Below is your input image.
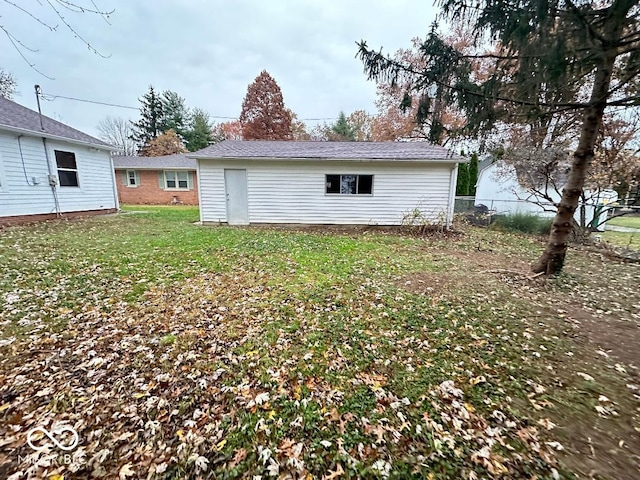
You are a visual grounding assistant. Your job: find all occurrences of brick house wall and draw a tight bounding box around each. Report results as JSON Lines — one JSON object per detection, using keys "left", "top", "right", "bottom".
{"left": 115, "top": 169, "right": 199, "bottom": 205}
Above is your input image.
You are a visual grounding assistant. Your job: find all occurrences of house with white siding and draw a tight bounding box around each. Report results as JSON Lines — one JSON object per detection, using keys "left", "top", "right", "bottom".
{"left": 0, "top": 96, "right": 118, "bottom": 225}
{"left": 476, "top": 160, "right": 618, "bottom": 228}
{"left": 190, "top": 140, "right": 464, "bottom": 226}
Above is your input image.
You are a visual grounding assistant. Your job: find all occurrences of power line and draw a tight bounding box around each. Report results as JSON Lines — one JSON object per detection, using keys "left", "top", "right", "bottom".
{"left": 40, "top": 93, "right": 138, "bottom": 110}
{"left": 38, "top": 90, "right": 339, "bottom": 122}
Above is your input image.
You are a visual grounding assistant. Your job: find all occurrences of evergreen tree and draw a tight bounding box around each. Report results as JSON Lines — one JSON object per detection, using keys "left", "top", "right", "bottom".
{"left": 456, "top": 163, "right": 470, "bottom": 196}
{"left": 240, "top": 70, "right": 292, "bottom": 140}
{"left": 329, "top": 111, "right": 357, "bottom": 141}
{"left": 130, "top": 85, "right": 164, "bottom": 152}
{"left": 160, "top": 90, "right": 189, "bottom": 138}
{"left": 468, "top": 153, "right": 479, "bottom": 196}
{"left": 358, "top": 0, "right": 640, "bottom": 274}
{"left": 184, "top": 108, "right": 213, "bottom": 152}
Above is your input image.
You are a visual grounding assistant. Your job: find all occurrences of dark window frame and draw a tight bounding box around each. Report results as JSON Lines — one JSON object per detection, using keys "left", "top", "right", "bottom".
{"left": 325, "top": 174, "right": 374, "bottom": 195}
{"left": 54, "top": 150, "right": 79, "bottom": 187}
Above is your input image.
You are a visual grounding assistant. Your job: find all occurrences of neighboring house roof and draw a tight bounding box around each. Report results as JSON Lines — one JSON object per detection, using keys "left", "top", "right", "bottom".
{"left": 0, "top": 96, "right": 111, "bottom": 149}
{"left": 478, "top": 157, "right": 493, "bottom": 173}
{"left": 112, "top": 153, "right": 196, "bottom": 170}
{"left": 190, "top": 140, "right": 464, "bottom": 162}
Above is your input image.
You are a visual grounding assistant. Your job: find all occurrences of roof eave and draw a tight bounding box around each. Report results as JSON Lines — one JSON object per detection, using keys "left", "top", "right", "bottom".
{"left": 0, "top": 124, "right": 116, "bottom": 151}
{"left": 114, "top": 166, "right": 196, "bottom": 170}
{"left": 190, "top": 155, "right": 465, "bottom": 163}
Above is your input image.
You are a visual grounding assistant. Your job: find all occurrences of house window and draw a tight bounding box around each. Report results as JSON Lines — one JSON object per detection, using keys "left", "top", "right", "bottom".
{"left": 126, "top": 170, "right": 139, "bottom": 187}
{"left": 326, "top": 174, "right": 373, "bottom": 195}
{"left": 54, "top": 150, "right": 79, "bottom": 187}
{"left": 164, "top": 171, "right": 189, "bottom": 189}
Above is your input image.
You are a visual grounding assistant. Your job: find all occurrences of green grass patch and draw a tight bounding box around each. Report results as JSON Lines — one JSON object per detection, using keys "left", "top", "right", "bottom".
{"left": 490, "top": 212, "right": 553, "bottom": 235}
{"left": 600, "top": 231, "right": 640, "bottom": 249}
{"left": 605, "top": 215, "right": 640, "bottom": 229}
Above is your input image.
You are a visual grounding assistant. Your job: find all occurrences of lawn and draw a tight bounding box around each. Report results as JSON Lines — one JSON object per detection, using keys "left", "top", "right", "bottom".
{"left": 1, "top": 207, "right": 638, "bottom": 479}
{"left": 600, "top": 230, "right": 640, "bottom": 250}
{"left": 601, "top": 214, "right": 640, "bottom": 250}
{"left": 606, "top": 215, "right": 640, "bottom": 229}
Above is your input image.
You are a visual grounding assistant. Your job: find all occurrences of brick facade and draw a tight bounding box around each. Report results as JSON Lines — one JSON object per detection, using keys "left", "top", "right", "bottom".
{"left": 0, "top": 208, "right": 117, "bottom": 227}
{"left": 115, "top": 169, "right": 199, "bottom": 205}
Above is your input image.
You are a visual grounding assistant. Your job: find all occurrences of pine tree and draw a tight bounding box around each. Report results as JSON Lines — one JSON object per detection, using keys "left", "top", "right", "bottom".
{"left": 329, "top": 112, "right": 357, "bottom": 141}
{"left": 240, "top": 70, "right": 292, "bottom": 140}
{"left": 184, "top": 108, "right": 213, "bottom": 152}
{"left": 130, "top": 85, "right": 164, "bottom": 152}
{"left": 456, "top": 163, "right": 470, "bottom": 196}
{"left": 160, "top": 90, "right": 189, "bottom": 139}
{"left": 358, "top": 0, "right": 640, "bottom": 274}
{"left": 468, "top": 153, "right": 479, "bottom": 196}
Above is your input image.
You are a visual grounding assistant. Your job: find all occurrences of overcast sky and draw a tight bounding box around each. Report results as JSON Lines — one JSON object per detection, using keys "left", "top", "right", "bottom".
{"left": 1, "top": 1, "right": 437, "bottom": 138}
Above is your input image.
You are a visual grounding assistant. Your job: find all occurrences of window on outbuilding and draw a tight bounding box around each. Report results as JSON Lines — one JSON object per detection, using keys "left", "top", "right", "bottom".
{"left": 325, "top": 174, "right": 373, "bottom": 195}
{"left": 54, "top": 150, "right": 79, "bottom": 187}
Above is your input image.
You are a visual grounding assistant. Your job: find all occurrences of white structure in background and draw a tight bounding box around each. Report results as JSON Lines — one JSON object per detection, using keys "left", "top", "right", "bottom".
{"left": 191, "top": 140, "right": 465, "bottom": 226}
{"left": 475, "top": 161, "right": 618, "bottom": 228}
{"left": 0, "top": 96, "right": 118, "bottom": 225}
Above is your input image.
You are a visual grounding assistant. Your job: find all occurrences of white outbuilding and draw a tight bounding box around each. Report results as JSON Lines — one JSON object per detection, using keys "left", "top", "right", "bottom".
{"left": 0, "top": 96, "right": 118, "bottom": 225}
{"left": 190, "top": 140, "right": 464, "bottom": 226}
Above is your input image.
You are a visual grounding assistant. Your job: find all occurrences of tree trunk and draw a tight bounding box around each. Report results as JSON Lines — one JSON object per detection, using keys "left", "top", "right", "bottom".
{"left": 532, "top": 72, "right": 615, "bottom": 274}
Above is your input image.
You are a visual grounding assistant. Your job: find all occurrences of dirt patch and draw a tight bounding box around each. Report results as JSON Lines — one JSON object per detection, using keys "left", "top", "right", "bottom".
{"left": 566, "top": 307, "right": 640, "bottom": 371}
{"left": 398, "top": 272, "right": 460, "bottom": 297}
{"left": 237, "top": 223, "right": 465, "bottom": 239}
{"left": 401, "top": 242, "right": 640, "bottom": 480}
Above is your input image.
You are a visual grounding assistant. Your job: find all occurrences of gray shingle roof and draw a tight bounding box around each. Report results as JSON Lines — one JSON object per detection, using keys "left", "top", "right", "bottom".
{"left": 112, "top": 153, "right": 196, "bottom": 170}
{"left": 190, "top": 140, "right": 464, "bottom": 162}
{"left": 0, "top": 96, "right": 110, "bottom": 148}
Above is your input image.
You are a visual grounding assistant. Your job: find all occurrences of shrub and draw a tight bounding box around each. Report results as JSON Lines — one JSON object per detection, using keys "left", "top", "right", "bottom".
{"left": 491, "top": 213, "right": 552, "bottom": 235}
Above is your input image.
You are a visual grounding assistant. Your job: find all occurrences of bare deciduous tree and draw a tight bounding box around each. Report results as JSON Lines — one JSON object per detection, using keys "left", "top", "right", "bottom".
{"left": 97, "top": 116, "right": 136, "bottom": 156}
{"left": 0, "top": 67, "right": 17, "bottom": 99}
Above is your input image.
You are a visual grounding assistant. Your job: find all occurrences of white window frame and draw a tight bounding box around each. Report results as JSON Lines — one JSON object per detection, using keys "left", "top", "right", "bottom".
{"left": 54, "top": 150, "right": 80, "bottom": 188}
{"left": 325, "top": 174, "right": 374, "bottom": 196}
{"left": 163, "top": 170, "right": 190, "bottom": 190}
{"left": 126, "top": 170, "right": 139, "bottom": 187}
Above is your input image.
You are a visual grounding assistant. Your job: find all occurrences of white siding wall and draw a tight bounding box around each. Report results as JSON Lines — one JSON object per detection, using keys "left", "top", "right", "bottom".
{"left": 475, "top": 162, "right": 617, "bottom": 225}
{"left": 198, "top": 159, "right": 455, "bottom": 225}
{"left": 0, "top": 131, "right": 117, "bottom": 217}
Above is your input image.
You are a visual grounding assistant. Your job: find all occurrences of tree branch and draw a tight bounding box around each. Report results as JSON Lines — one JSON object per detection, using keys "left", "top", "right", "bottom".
{"left": 45, "top": 0, "right": 111, "bottom": 58}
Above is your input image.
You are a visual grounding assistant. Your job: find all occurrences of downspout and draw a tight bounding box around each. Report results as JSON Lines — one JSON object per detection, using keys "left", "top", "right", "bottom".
{"left": 109, "top": 154, "right": 120, "bottom": 211}
{"left": 195, "top": 158, "right": 204, "bottom": 224}
{"left": 447, "top": 163, "right": 459, "bottom": 228}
